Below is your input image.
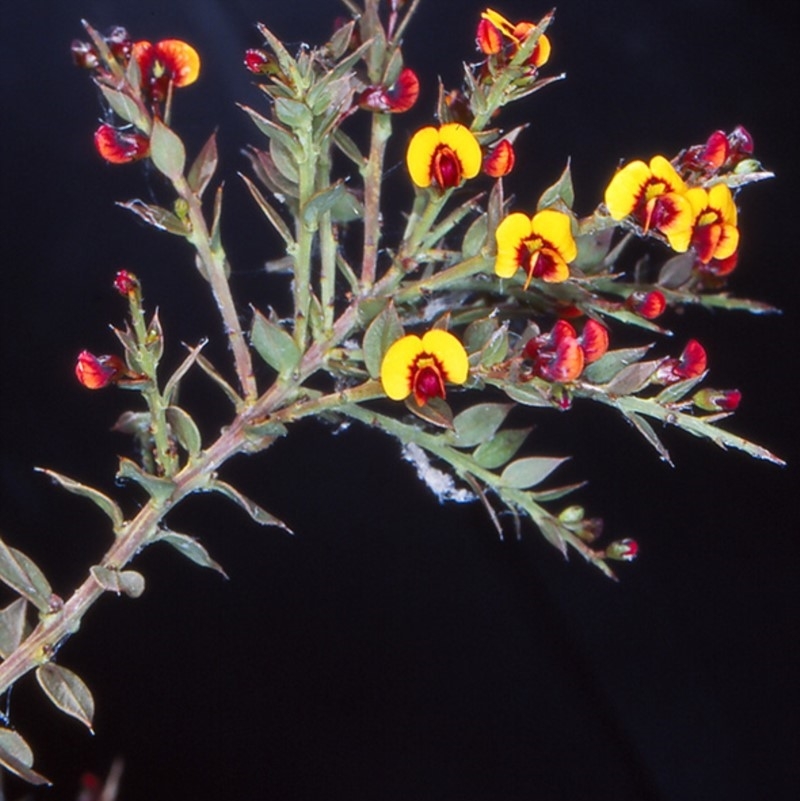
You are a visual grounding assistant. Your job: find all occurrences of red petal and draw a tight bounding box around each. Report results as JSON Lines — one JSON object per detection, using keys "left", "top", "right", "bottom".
{"left": 386, "top": 68, "right": 420, "bottom": 113}
{"left": 700, "top": 130, "right": 729, "bottom": 170}
{"left": 94, "top": 124, "right": 149, "bottom": 164}
{"left": 476, "top": 18, "right": 503, "bottom": 54}
{"left": 580, "top": 320, "right": 609, "bottom": 363}
{"left": 483, "top": 139, "right": 515, "bottom": 177}
{"left": 676, "top": 339, "right": 707, "bottom": 379}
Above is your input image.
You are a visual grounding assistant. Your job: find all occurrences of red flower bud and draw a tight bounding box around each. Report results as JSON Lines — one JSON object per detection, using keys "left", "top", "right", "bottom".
{"left": 483, "top": 139, "right": 516, "bottom": 178}
{"left": 114, "top": 270, "right": 139, "bottom": 296}
{"left": 75, "top": 351, "right": 126, "bottom": 389}
{"left": 606, "top": 538, "right": 638, "bottom": 562}
{"left": 626, "top": 290, "right": 666, "bottom": 320}
{"left": 358, "top": 68, "right": 420, "bottom": 113}
{"left": 579, "top": 319, "right": 609, "bottom": 364}
{"left": 71, "top": 39, "right": 100, "bottom": 70}
{"left": 94, "top": 124, "right": 150, "bottom": 164}
{"left": 476, "top": 18, "right": 503, "bottom": 54}
{"left": 692, "top": 388, "right": 742, "bottom": 412}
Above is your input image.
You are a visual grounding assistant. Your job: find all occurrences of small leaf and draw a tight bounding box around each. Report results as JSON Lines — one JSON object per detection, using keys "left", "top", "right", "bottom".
{"left": 500, "top": 456, "right": 568, "bottom": 489}
{"left": 149, "top": 118, "right": 186, "bottom": 182}
{"left": 165, "top": 406, "right": 203, "bottom": 458}
{"left": 658, "top": 251, "right": 695, "bottom": 289}
{"left": 302, "top": 182, "right": 346, "bottom": 231}
{"left": 363, "top": 303, "right": 404, "bottom": 379}
{"left": 239, "top": 172, "right": 295, "bottom": 247}
{"left": 97, "top": 84, "right": 148, "bottom": 131}
{"left": 473, "top": 427, "right": 532, "bottom": 469}
{"left": 478, "top": 322, "right": 509, "bottom": 367}
{"left": 0, "top": 731, "right": 50, "bottom": 785}
{"left": 462, "top": 213, "right": 488, "bottom": 259}
{"left": 250, "top": 308, "right": 301, "bottom": 376}
{"left": 163, "top": 339, "right": 208, "bottom": 406}
{"left": 0, "top": 598, "right": 28, "bottom": 659}
{"left": 450, "top": 403, "right": 513, "bottom": 448}
{"left": 90, "top": 566, "right": 146, "bottom": 598}
{"left": 155, "top": 531, "right": 227, "bottom": 578}
{"left": 117, "top": 200, "right": 189, "bottom": 236}
{"left": 463, "top": 316, "right": 497, "bottom": 354}
{"left": 34, "top": 468, "right": 124, "bottom": 531}
{"left": 333, "top": 128, "right": 366, "bottom": 168}
{"left": 537, "top": 159, "right": 574, "bottom": 211}
{"left": 274, "top": 97, "right": 312, "bottom": 129}
{"left": 655, "top": 373, "right": 707, "bottom": 405}
{"left": 0, "top": 539, "right": 53, "bottom": 614}
{"left": 603, "top": 358, "right": 663, "bottom": 396}
{"left": 36, "top": 664, "right": 95, "bottom": 732}
{"left": 583, "top": 345, "right": 653, "bottom": 385}
{"left": 116, "top": 458, "right": 175, "bottom": 504}
{"left": 621, "top": 410, "right": 673, "bottom": 465}
{"left": 404, "top": 396, "right": 455, "bottom": 430}
{"left": 209, "top": 480, "right": 293, "bottom": 533}
{"left": 500, "top": 381, "right": 552, "bottom": 408}
{"left": 328, "top": 19, "right": 355, "bottom": 59}
{"left": 187, "top": 130, "right": 218, "bottom": 198}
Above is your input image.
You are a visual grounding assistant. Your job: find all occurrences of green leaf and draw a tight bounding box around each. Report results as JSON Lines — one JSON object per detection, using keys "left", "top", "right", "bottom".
{"left": 404, "top": 396, "right": 455, "bottom": 430}
{"left": 90, "top": 566, "right": 146, "bottom": 599}
{"left": 250, "top": 308, "right": 301, "bottom": 376}
{"left": 97, "top": 84, "right": 148, "bottom": 132}
{"left": 187, "top": 130, "right": 219, "bottom": 198}
{"left": 166, "top": 406, "right": 203, "bottom": 458}
{"left": 0, "top": 598, "right": 28, "bottom": 659}
{"left": 0, "top": 539, "right": 53, "bottom": 614}
{"left": 450, "top": 403, "right": 513, "bottom": 448}
{"left": 500, "top": 381, "right": 552, "bottom": 408}
{"left": 302, "top": 182, "right": 346, "bottom": 231}
{"left": 655, "top": 373, "right": 707, "bottom": 405}
{"left": 239, "top": 172, "right": 295, "bottom": 247}
{"left": 117, "top": 199, "right": 189, "bottom": 236}
{"left": 603, "top": 358, "right": 663, "bottom": 396}
{"left": 462, "top": 213, "right": 488, "bottom": 259}
{"left": 463, "top": 316, "right": 498, "bottom": 354}
{"left": 155, "top": 530, "right": 227, "bottom": 578}
{"left": 116, "top": 458, "right": 175, "bottom": 505}
{"left": 274, "top": 97, "right": 312, "bottom": 129}
{"left": 36, "top": 664, "right": 95, "bottom": 732}
{"left": 209, "top": 480, "right": 293, "bottom": 533}
{"left": 537, "top": 159, "right": 574, "bottom": 211}
{"left": 34, "top": 467, "right": 124, "bottom": 531}
{"left": 363, "top": 303, "right": 404, "bottom": 379}
{"left": 583, "top": 345, "right": 653, "bottom": 385}
{"left": 0, "top": 729, "right": 50, "bottom": 785}
{"left": 149, "top": 118, "right": 186, "bottom": 182}
{"left": 478, "top": 322, "right": 509, "bottom": 367}
{"left": 333, "top": 129, "right": 366, "bottom": 168}
{"left": 621, "top": 410, "right": 673, "bottom": 465}
{"left": 256, "top": 22, "right": 301, "bottom": 87}
{"left": 328, "top": 19, "right": 355, "bottom": 59}
{"left": 500, "top": 456, "right": 568, "bottom": 489}
{"left": 473, "top": 427, "right": 532, "bottom": 469}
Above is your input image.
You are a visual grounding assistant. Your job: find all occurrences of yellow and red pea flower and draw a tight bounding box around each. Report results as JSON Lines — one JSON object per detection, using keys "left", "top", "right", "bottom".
{"left": 477, "top": 9, "right": 551, "bottom": 68}
{"left": 94, "top": 123, "right": 150, "bottom": 164}
{"left": 483, "top": 139, "right": 516, "bottom": 178}
{"left": 358, "top": 67, "right": 420, "bottom": 114}
{"left": 75, "top": 351, "right": 127, "bottom": 390}
{"left": 406, "top": 123, "right": 482, "bottom": 191}
{"left": 604, "top": 155, "right": 693, "bottom": 251}
{"left": 494, "top": 209, "right": 577, "bottom": 288}
{"left": 682, "top": 183, "right": 739, "bottom": 264}
{"left": 132, "top": 39, "right": 200, "bottom": 103}
{"left": 626, "top": 289, "right": 667, "bottom": 320}
{"left": 380, "top": 330, "right": 470, "bottom": 406}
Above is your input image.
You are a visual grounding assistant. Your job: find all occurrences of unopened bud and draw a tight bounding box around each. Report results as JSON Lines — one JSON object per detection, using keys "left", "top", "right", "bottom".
{"left": 692, "top": 388, "right": 741, "bottom": 412}
{"left": 605, "top": 538, "right": 639, "bottom": 562}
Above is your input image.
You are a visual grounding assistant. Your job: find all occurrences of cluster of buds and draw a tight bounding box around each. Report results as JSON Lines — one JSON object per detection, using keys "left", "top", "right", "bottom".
{"left": 476, "top": 8, "right": 551, "bottom": 73}
{"left": 73, "top": 26, "right": 200, "bottom": 164}
{"left": 653, "top": 339, "right": 708, "bottom": 385}
{"left": 677, "top": 125, "right": 756, "bottom": 177}
{"left": 524, "top": 319, "right": 609, "bottom": 383}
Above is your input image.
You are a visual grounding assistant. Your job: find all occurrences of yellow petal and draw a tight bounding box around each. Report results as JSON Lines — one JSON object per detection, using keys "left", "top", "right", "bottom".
{"left": 531, "top": 209, "right": 577, "bottom": 263}
{"left": 494, "top": 212, "right": 532, "bottom": 278}
{"left": 481, "top": 9, "right": 515, "bottom": 36}
{"left": 406, "top": 127, "right": 440, "bottom": 188}
{"left": 533, "top": 33, "right": 551, "bottom": 67}
{"left": 421, "top": 330, "right": 469, "bottom": 385}
{"left": 438, "top": 123, "right": 482, "bottom": 180}
{"left": 157, "top": 40, "right": 201, "bottom": 87}
{"left": 604, "top": 160, "right": 651, "bottom": 220}
{"left": 684, "top": 187, "right": 709, "bottom": 220}
{"left": 714, "top": 223, "right": 740, "bottom": 260}
{"left": 648, "top": 155, "right": 687, "bottom": 195}
{"left": 380, "top": 334, "right": 423, "bottom": 399}
{"left": 708, "top": 182, "right": 737, "bottom": 226}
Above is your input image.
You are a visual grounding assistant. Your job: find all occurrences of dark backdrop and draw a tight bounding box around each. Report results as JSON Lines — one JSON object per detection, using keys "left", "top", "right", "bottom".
{"left": 1, "top": 2, "right": 798, "bottom": 799}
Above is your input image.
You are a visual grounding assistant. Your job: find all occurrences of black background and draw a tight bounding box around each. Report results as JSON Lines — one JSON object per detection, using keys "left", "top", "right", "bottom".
{"left": 2, "top": 1, "right": 798, "bottom": 799}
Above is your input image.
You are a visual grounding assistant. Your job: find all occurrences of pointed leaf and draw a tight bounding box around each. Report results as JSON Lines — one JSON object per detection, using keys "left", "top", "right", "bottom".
{"left": 0, "top": 731, "right": 50, "bottom": 785}
{"left": 149, "top": 118, "right": 186, "bottom": 182}
{"left": 404, "top": 396, "right": 455, "bottom": 430}
{"left": 36, "top": 664, "right": 95, "bottom": 732}
{"left": 500, "top": 381, "right": 552, "bottom": 408}
{"left": 90, "top": 566, "right": 146, "bottom": 598}
{"left": 655, "top": 372, "right": 707, "bottom": 405}
{"left": 302, "top": 182, "right": 346, "bottom": 230}
{"left": 166, "top": 406, "right": 202, "bottom": 458}
{"left": 209, "top": 480, "right": 293, "bottom": 533}
{"left": 34, "top": 468, "right": 124, "bottom": 531}
{"left": 333, "top": 128, "right": 366, "bottom": 168}
{"left": 450, "top": 403, "right": 513, "bottom": 448}
{"left": 155, "top": 531, "right": 227, "bottom": 578}
{"left": 0, "top": 539, "right": 52, "bottom": 614}
{"left": 537, "top": 159, "right": 574, "bottom": 211}
{"left": 473, "top": 427, "right": 532, "bottom": 469}
{"left": 187, "top": 130, "right": 218, "bottom": 198}
{"left": 250, "top": 308, "right": 301, "bottom": 376}
{"left": 621, "top": 410, "right": 673, "bottom": 465}
{"left": 239, "top": 172, "right": 295, "bottom": 247}
{"left": 163, "top": 339, "right": 208, "bottom": 406}
{"left": 500, "top": 456, "right": 568, "bottom": 489}
{"left": 603, "top": 358, "right": 663, "bottom": 396}
{"left": 0, "top": 598, "right": 28, "bottom": 659}
{"left": 97, "top": 84, "right": 149, "bottom": 132}
{"left": 363, "top": 303, "right": 404, "bottom": 379}
{"left": 118, "top": 199, "right": 189, "bottom": 236}
{"left": 116, "top": 458, "right": 175, "bottom": 504}
{"left": 583, "top": 345, "right": 653, "bottom": 385}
